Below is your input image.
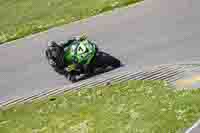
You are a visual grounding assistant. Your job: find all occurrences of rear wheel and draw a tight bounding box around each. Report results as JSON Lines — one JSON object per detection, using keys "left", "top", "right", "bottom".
{"left": 67, "top": 74, "right": 77, "bottom": 83}
{"left": 66, "top": 71, "right": 78, "bottom": 83}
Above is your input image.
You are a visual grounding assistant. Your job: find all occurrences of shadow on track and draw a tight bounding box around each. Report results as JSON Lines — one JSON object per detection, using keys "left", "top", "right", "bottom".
{"left": 76, "top": 51, "right": 123, "bottom": 82}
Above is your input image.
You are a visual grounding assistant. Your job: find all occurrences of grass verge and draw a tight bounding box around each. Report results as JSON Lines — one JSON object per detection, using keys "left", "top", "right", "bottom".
{"left": 0, "top": 80, "right": 200, "bottom": 133}
{"left": 0, "top": 0, "right": 142, "bottom": 44}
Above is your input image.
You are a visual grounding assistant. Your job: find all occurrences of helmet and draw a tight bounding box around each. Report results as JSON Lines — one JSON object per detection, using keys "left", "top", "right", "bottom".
{"left": 47, "top": 41, "right": 59, "bottom": 58}
{"left": 48, "top": 41, "right": 57, "bottom": 47}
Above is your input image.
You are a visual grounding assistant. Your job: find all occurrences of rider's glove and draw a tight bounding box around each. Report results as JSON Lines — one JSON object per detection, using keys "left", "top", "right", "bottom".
{"left": 67, "top": 64, "right": 77, "bottom": 72}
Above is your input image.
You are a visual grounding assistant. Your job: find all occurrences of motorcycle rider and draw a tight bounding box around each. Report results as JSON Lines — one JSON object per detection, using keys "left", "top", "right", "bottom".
{"left": 45, "top": 35, "right": 94, "bottom": 77}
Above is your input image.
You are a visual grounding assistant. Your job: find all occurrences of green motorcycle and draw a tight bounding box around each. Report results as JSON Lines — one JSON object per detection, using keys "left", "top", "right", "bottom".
{"left": 46, "top": 38, "right": 121, "bottom": 82}
{"left": 63, "top": 39, "right": 98, "bottom": 81}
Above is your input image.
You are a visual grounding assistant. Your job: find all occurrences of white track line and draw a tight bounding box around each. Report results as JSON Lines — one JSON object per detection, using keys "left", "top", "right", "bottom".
{"left": 185, "top": 119, "right": 200, "bottom": 133}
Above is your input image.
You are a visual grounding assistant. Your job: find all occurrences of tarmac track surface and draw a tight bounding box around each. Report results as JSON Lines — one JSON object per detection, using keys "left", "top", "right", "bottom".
{"left": 0, "top": 0, "right": 200, "bottom": 104}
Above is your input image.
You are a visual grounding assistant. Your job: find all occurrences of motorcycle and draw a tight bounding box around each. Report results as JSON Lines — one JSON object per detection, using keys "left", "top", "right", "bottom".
{"left": 45, "top": 39, "right": 121, "bottom": 82}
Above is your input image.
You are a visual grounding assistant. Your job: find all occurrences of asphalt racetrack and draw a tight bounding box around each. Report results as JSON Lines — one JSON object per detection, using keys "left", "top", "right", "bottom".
{"left": 0, "top": 0, "right": 200, "bottom": 104}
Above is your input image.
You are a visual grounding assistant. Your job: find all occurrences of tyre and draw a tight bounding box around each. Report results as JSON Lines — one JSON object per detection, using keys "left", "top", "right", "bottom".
{"left": 67, "top": 71, "right": 77, "bottom": 83}
{"left": 70, "top": 75, "right": 77, "bottom": 83}
{"left": 45, "top": 49, "right": 51, "bottom": 61}
{"left": 68, "top": 74, "right": 77, "bottom": 83}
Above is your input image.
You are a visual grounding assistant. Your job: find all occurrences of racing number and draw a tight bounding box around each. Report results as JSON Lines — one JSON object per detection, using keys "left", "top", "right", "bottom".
{"left": 77, "top": 44, "right": 86, "bottom": 54}
{"left": 76, "top": 42, "right": 89, "bottom": 61}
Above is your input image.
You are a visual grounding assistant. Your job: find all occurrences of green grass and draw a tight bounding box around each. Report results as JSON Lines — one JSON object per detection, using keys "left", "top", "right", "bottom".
{"left": 0, "top": 80, "right": 200, "bottom": 133}
{"left": 0, "top": 0, "right": 142, "bottom": 44}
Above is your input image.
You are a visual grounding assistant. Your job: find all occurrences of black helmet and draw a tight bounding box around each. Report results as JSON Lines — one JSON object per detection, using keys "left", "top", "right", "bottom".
{"left": 48, "top": 41, "right": 57, "bottom": 47}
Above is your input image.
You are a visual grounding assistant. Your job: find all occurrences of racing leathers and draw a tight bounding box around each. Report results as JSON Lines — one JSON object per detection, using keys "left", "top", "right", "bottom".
{"left": 46, "top": 37, "right": 94, "bottom": 76}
